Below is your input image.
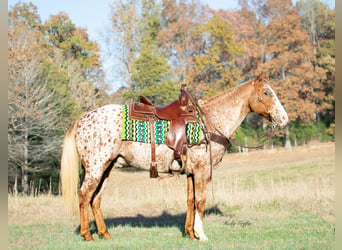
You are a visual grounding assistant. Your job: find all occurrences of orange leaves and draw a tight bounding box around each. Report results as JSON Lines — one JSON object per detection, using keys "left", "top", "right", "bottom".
{"left": 252, "top": 2, "right": 334, "bottom": 125}
{"left": 187, "top": 13, "right": 245, "bottom": 96}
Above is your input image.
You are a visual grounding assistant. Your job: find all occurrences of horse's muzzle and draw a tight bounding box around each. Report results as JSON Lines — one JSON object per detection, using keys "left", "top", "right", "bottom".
{"left": 273, "top": 112, "right": 288, "bottom": 128}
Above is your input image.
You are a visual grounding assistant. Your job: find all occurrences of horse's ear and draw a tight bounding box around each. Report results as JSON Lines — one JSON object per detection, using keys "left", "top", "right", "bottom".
{"left": 256, "top": 72, "right": 264, "bottom": 82}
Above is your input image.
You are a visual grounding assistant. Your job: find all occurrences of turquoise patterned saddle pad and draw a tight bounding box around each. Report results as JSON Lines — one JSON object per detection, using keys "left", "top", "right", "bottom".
{"left": 121, "top": 105, "right": 204, "bottom": 145}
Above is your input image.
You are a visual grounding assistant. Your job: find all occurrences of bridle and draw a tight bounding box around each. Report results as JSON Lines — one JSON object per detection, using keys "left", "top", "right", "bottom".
{"left": 227, "top": 80, "right": 278, "bottom": 149}
{"left": 183, "top": 82, "right": 277, "bottom": 150}
{"left": 180, "top": 83, "right": 277, "bottom": 181}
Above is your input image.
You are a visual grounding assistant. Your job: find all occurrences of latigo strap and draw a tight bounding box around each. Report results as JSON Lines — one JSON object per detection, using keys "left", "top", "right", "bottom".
{"left": 146, "top": 114, "right": 158, "bottom": 178}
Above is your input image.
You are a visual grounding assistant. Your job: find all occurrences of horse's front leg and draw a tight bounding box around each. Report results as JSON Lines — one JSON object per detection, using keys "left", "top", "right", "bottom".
{"left": 193, "top": 173, "right": 210, "bottom": 241}
{"left": 185, "top": 174, "right": 195, "bottom": 239}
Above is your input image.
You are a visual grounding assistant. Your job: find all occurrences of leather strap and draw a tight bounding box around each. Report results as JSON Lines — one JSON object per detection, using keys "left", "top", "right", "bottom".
{"left": 208, "top": 132, "right": 229, "bottom": 148}
{"left": 227, "top": 127, "right": 274, "bottom": 149}
{"left": 146, "top": 115, "right": 158, "bottom": 178}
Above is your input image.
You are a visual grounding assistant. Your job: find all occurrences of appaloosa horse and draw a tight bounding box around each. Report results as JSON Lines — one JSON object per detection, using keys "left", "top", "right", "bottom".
{"left": 60, "top": 73, "right": 288, "bottom": 241}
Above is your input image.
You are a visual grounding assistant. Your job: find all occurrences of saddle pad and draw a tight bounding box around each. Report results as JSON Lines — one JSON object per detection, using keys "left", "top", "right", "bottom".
{"left": 121, "top": 105, "right": 204, "bottom": 145}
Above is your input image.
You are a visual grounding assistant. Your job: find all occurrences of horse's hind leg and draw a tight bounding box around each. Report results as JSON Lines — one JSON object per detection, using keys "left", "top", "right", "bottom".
{"left": 90, "top": 163, "right": 113, "bottom": 240}
{"left": 79, "top": 178, "right": 97, "bottom": 241}
{"left": 79, "top": 161, "right": 111, "bottom": 241}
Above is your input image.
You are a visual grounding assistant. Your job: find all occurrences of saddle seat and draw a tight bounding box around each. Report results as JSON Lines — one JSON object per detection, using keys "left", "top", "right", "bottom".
{"left": 128, "top": 85, "right": 199, "bottom": 177}
{"left": 129, "top": 91, "right": 197, "bottom": 122}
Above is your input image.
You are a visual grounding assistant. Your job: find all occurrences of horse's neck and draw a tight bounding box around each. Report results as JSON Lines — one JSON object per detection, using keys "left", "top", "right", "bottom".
{"left": 199, "top": 83, "right": 252, "bottom": 138}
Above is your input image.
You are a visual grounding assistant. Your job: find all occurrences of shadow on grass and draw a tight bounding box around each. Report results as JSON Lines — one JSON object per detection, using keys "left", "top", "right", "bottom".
{"left": 74, "top": 205, "right": 224, "bottom": 237}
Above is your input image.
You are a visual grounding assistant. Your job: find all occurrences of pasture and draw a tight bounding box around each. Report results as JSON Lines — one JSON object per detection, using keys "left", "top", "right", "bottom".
{"left": 8, "top": 142, "right": 335, "bottom": 249}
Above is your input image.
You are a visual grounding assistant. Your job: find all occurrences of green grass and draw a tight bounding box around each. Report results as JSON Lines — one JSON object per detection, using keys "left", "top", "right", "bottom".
{"left": 222, "top": 162, "right": 334, "bottom": 191}
{"left": 9, "top": 205, "right": 334, "bottom": 249}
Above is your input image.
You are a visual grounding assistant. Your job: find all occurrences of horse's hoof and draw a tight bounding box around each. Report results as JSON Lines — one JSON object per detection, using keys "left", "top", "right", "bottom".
{"left": 99, "top": 231, "right": 111, "bottom": 240}
{"left": 188, "top": 235, "right": 195, "bottom": 240}
{"left": 185, "top": 229, "right": 195, "bottom": 240}
{"left": 199, "top": 235, "right": 209, "bottom": 241}
{"left": 82, "top": 234, "right": 94, "bottom": 241}
{"left": 194, "top": 231, "right": 209, "bottom": 241}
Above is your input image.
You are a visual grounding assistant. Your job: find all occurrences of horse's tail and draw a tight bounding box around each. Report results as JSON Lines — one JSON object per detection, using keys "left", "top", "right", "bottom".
{"left": 60, "top": 117, "right": 81, "bottom": 214}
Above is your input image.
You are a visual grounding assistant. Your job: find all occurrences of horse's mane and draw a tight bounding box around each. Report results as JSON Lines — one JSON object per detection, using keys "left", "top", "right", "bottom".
{"left": 198, "top": 79, "right": 252, "bottom": 105}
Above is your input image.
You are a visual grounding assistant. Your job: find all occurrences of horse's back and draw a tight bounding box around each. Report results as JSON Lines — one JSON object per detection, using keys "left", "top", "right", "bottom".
{"left": 77, "top": 104, "right": 123, "bottom": 135}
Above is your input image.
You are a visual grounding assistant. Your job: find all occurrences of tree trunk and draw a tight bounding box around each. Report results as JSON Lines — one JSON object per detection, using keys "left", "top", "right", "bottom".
{"left": 21, "top": 168, "right": 29, "bottom": 194}
{"left": 284, "top": 127, "right": 291, "bottom": 150}
{"left": 22, "top": 127, "right": 29, "bottom": 194}
{"left": 281, "top": 65, "right": 286, "bottom": 80}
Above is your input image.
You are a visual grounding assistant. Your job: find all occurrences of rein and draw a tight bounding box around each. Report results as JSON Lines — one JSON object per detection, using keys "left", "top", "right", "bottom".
{"left": 181, "top": 84, "right": 276, "bottom": 203}
{"left": 181, "top": 84, "right": 277, "bottom": 184}
{"left": 226, "top": 126, "right": 275, "bottom": 149}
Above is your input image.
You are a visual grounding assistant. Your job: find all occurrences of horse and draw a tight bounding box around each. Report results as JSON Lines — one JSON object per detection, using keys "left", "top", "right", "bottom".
{"left": 60, "top": 73, "right": 288, "bottom": 241}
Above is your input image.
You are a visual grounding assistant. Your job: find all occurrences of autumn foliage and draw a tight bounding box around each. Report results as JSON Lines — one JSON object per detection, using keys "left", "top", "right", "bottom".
{"left": 8, "top": 0, "right": 334, "bottom": 193}
{"left": 109, "top": 0, "right": 334, "bottom": 128}
{"left": 8, "top": 2, "right": 108, "bottom": 193}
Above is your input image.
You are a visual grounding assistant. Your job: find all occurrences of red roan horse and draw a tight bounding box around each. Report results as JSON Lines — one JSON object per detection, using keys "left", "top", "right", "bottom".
{"left": 60, "top": 73, "right": 288, "bottom": 241}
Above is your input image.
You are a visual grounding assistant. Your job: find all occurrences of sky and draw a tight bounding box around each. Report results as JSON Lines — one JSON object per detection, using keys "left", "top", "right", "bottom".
{"left": 7, "top": 0, "right": 241, "bottom": 42}
{"left": 8, "top": 0, "right": 335, "bottom": 91}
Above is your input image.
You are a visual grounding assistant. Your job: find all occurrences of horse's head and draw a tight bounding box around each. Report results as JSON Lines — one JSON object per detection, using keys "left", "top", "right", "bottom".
{"left": 249, "top": 73, "right": 288, "bottom": 128}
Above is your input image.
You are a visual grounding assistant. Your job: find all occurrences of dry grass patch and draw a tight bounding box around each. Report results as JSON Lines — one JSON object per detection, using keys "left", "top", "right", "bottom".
{"left": 8, "top": 142, "right": 334, "bottom": 225}
{"left": 101, "top": 170, "right": 188, "bottom": 218}
{"left": 8, "top": 194, "right": 73, "bottom": 225}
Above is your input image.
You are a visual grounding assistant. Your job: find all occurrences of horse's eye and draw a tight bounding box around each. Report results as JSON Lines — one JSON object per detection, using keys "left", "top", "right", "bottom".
{"left": 264, "top": 91, "right": 270, "bottom": 97}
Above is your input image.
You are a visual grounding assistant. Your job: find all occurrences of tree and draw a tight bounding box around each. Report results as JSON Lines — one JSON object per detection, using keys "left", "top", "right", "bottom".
{"left": 110, "top": 0, "right": 180, "bottom": 104}
{"left": 8, "top": 3, "right": 107, "bottom": 193}
{"left": 131, "top": 0, "right": 178, "bottom": 104}
{"left": 109, "top": 0, "right": 142, "bottom": 90}
{"left": 8, "top": 3, "right": 65, "bottom": 193}
{"left": 158, "top": 0, "right": 211, "bottom": 83}
{"left": 296, "top": 0, "right": 331, "bottom": 56}
{"left": 296, "top": 0, "right": 335, "bottom": 132}
{"left": 247, "top": 0, "right": 336, "bottom": 147}
{"left": 188, "top": 13, "right": 244, "bottom": 97}
{"left": 43, "top": 12, "right": 105, "bottom": 113}
{"left": 227, "top": 7, "right": 264, "bottom": 77}
{"left": 254, "top": 1, "right": 318, "bottom": 123}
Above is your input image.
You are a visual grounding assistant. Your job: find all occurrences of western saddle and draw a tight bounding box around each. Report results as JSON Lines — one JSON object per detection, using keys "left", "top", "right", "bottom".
{"left": 128, "top": 84, "right": 201, "bottom": 178}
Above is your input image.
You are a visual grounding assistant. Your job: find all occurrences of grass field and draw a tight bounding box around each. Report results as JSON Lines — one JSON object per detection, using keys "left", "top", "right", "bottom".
{"left": 8, "top": 142, "right": 335, "bottom": 249}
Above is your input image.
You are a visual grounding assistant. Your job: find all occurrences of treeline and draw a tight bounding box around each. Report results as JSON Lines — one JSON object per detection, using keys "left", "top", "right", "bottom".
{"left": 8, "top": 0, "right": 335, "bottom": 194}
{"left": 8, "top": 3, "right": 110, "bottom": 194}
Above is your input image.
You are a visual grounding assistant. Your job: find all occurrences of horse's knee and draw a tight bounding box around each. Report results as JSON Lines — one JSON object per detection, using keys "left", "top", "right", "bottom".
{"left": 195, "top": 198, "right": 206, "bottom": 213}
{"left": 195, "top": 197, "right": 206, "bottom": 205}
{"left": 187, "top": 196, "right": 195, "bottom": 207}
